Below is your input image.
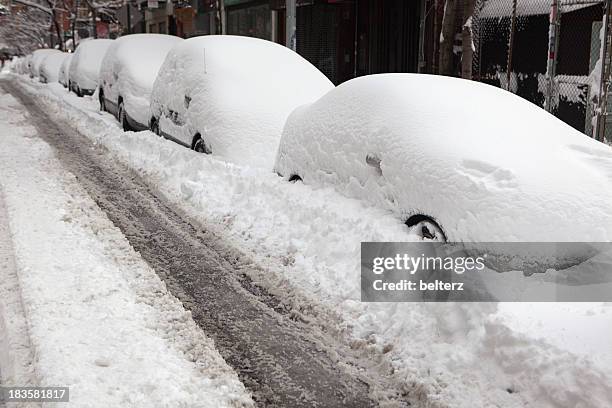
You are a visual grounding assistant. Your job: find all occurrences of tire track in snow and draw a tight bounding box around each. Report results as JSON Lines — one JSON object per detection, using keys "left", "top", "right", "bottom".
{"left": 2, "top": 81, "right": 378, "bottom": 408}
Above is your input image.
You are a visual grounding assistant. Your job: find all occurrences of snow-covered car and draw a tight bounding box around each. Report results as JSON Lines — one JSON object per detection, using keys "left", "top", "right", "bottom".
{"left": 39, "top": 52, "right": 69, "bottom": 83}
{"left": 150, "top": 35, "right": 334, "bottom": 167}
{"left": 68, "top": 39, "right": 113, "bottom": 96}
{"left": 99, "top": 34, "right": 183, "bottom": 131}
{"left": 29, "top": 49, "right": 62, "bottom": 78}
{"left": 274, "top": 73, "right": 612, "bottom": 243}
{"left": 58, "top": 53, "right": 73, "bottom": 88}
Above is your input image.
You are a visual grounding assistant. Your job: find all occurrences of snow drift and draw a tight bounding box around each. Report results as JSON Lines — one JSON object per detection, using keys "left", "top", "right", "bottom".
{"left": 150, "top": 35, "right": 334, "bottom": 167}
{"left": 275, "top": 73, "right": 612, "bottom": 243}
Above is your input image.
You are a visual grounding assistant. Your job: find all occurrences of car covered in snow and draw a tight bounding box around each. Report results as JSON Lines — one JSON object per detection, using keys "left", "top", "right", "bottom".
{"left": 99, "top": 34, "right": 183, "bottom": 131}
{"left": 58, "top": 53, "right": 73, "bottom": 88}
{"left": 68, "top": 39, "right": 113, "bottom": 96}
{"left": 39, "top": 52, "right": 69, "bottom": 83}
{"left": 149, "top": 35, "right": 334, "bottom": 167}
{"left": 274, "top": 74, "right": 612, "bottom": 244}
{"left": 29, "top": 49, "right": 62, "bottom": 78}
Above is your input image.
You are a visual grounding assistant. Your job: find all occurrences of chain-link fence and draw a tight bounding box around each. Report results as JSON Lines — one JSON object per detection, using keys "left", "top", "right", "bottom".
{"left": 471, "top": 0, "right": 611, "bottom": 141}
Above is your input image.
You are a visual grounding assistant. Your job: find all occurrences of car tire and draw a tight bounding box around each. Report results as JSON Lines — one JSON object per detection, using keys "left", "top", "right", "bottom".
{"left": 192, "top": 135, "right": 211, "bottom": 154}
{"left": 99, "top": 91, "right": 106, "bottom": 112}
{"left": 118, "top": 102, "right": 129, "bottom": 131}
{"left": 406, "top": 215, "right": 446, "bottom": 242}
{"left": 150, "top": 117, "right": 161, "bottom": 136}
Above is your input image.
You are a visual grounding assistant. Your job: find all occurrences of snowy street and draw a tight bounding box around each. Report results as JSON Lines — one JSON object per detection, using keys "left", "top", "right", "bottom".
{"left": 1, "top": 73, "right": 612, "bottom": 408}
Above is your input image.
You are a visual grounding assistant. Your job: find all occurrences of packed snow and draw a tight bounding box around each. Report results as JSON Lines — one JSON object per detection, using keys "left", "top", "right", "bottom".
{"left": 0, "top": 86, "right": 253, "bottom": 407}
{"left": 99, "top": 34, "right": 183, "bottom": 127}
{"left": 58, "top": 53, "right": 73, "bottom": 88}
{"left": 68, "top": 39, "right": 113, "bottom": 92}
{"left": 275, "top": 74, "right": 612, "bottom": 243}
{"left": 13, "top": 74, "right": 612, "bottom": 408}
{"left": 39, "top": 52, "right": 69, "bottom": 84}
{"left": 150, "top": 35, "right": 334, "bottom": 167}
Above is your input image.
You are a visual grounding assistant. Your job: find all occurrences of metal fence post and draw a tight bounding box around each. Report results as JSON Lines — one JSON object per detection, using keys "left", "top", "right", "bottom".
{"left": 286, "top": 0, "right": 296, "bottom": 51}
{"left": 545, "top": 0, "right": 560, "bottom": 112}
{"left": 506, "top": 0, "right": 518, "bottom": 90}
{"left": 596, "top": 0, "right": 612, "bottom": 141}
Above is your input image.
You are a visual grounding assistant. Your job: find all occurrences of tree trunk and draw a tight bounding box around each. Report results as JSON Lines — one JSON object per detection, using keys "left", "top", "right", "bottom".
{"left": 71, "top": 0, "right": 78, "bottom": 50}
{"left": 91, "top": 6, "right": 97, "bottom": 38}
{"left": 439, "top": 0, "right": 457, "bottom": 76}
{"left": 461, "top": 0, "right": 475, "bottom": 79}
{"left": 53, "top": 11, "right": 64, "bottom": 50}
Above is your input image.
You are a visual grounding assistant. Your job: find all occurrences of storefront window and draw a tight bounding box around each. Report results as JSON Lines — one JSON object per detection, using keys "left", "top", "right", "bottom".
{"left": 226, "top": 3, "right": 271, "bottom": 41}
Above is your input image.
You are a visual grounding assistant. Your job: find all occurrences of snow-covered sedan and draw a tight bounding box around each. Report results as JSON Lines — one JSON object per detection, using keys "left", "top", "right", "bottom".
{"left": 99, "top": 34, "right": 183, "bottom": 131}
{"left": 58, "top": 53, "right": 73, "bottom": 88}
{"left": 29, "top": 49, "right": 62, "bottom": 78}
{"left": 68, "top": 39, "right": 113, "bottom": 96}
{"left": 274, "top": 74, "right": 612, "bottom": 243}
{"left": 39, "top": 52, "right": 69, "bottom": 83}
{"left": 150, "top": 35, "right": 334, "bottom": 168}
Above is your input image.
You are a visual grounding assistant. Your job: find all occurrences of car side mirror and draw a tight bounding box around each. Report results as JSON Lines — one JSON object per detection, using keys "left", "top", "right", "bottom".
{"left": 366, "top": 153, "right": 382, "bottom": 175}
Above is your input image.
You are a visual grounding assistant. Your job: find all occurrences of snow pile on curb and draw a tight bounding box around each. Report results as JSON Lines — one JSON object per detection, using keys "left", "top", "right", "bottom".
{"left": 0, "top": 88, "right": 253, "bottom": 407}
{"left": 15, "top": 77, "right": 612, "bottom": 408}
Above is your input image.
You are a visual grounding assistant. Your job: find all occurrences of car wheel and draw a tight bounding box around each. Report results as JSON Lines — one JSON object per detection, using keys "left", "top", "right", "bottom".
{"left": 406, "top": 215, "right": 446, "bottom": 242}
{"left": 150, "top": 117, "right": 161, "bottom": 136}
{"left": 118, "top": 102, "right": 129, "bottom": 131}
{"left": 99, "top": 91, "right": 106, "bottom": 112}
{"left": 192, "top": 135, "right": 211, "bottom": 154}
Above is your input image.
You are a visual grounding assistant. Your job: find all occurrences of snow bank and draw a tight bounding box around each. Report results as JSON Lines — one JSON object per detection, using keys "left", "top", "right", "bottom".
{"left": 99, "top": 34, "right": 182, "bottom": 126}
{"left": 150, "top": 35, "right": 334, "bottom": 167}
{"left": 0, "top": 87, "right": 253, "bottom": 407}
{"left": 69, "top": 39, "right": 113, "bottom": 91}
{"left": 18, "top": 76, "right": 612, "bottom": 408}
{"left": 58, "top": 53, "right": 73, "bottom": 87}
{"left": 275, "top": 73, "right": 612, "bottom": 242}
{"left": 40, "top": 52, "right": 69, "bottom": 83}
{"left": 29, "top": 49, "right": 62, "bottom": 78}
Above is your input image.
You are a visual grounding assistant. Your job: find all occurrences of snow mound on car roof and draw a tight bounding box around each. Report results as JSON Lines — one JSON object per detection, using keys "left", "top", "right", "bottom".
{"left": 69, "top": 39, "right": 113, "bottom": 91}
{"left": 275, "top": 73, "right": 612, "bottom": 242}
{"left": 150, "top": 35, "right": 334, "bottom": 168}
{"left": 40, "top": 52, "right": 68, "bottom": 83}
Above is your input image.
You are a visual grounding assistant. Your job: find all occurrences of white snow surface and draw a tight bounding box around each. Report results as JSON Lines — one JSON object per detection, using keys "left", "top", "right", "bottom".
{"left": 14, "top": 75, "right": 612, "bottom": 408}
{"left": 99, "top": 34, "right": 183, "bottom": 126}
{"left": 69, "top": 39, "right": 114, "bottom": 91}
{"left": 275, "top": 74, "right": 612, "bottom": 242}
{"left": 0, "top": 84, "right": 253, "bottom": 407}
{"left": 58, "top": 53, "right": 73, "bottom": 87}
{"left": 40, "top": 52, "right": 69, "bottom": 83}
{"left": 29, "top": 49, "right": 62, "bottom": 78}
{"left": 150, "top": 35, "right": 334, "bottom": 168}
